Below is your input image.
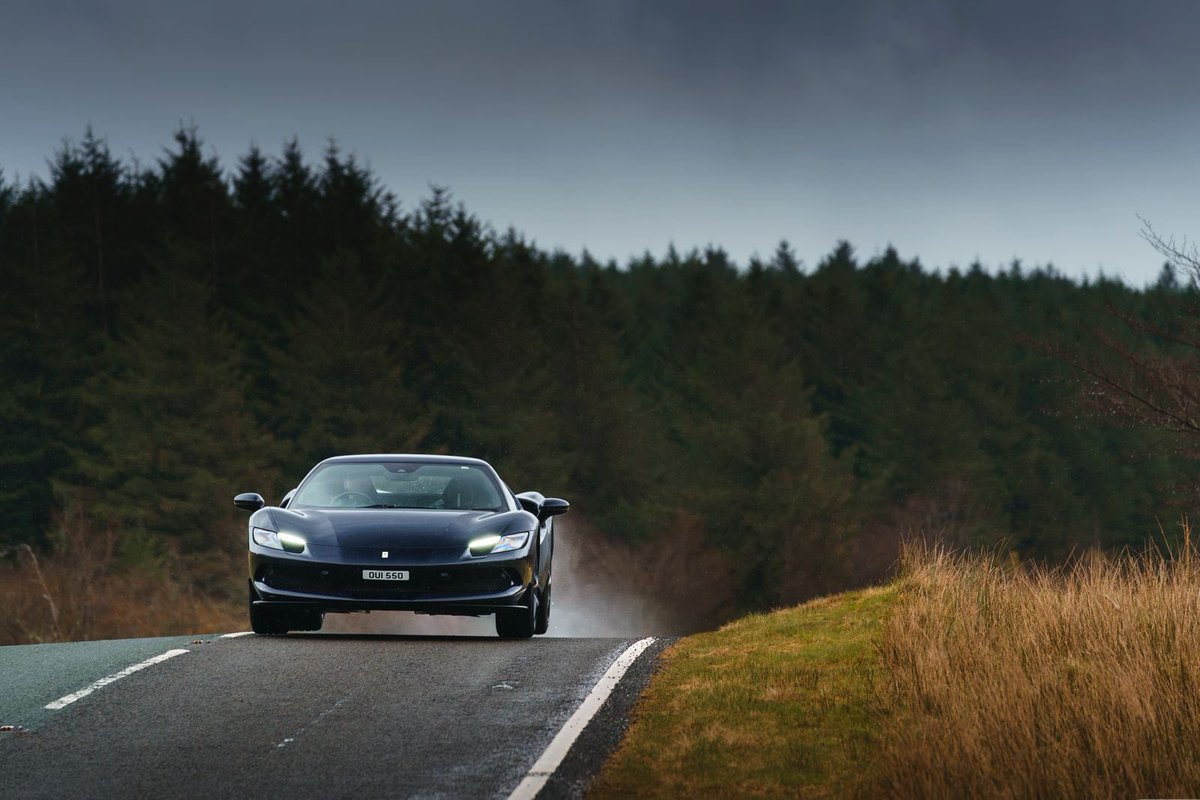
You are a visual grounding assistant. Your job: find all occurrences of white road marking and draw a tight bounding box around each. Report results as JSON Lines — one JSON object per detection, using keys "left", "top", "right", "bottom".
{"left": 507, "top": 637, "right": 656, "bottom": 800}
{"left": 44, "top": 648, "right": 190, "bottom": 710}
{"left": 220, "top": 631, "right": 253, "bottom": 639}
{"left": 274, "top": 695, "right": 352, "bottom": 749}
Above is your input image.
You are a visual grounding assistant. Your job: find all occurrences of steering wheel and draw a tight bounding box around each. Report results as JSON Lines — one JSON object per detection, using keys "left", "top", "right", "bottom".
{"left": 331, "top": 491, "right": 372, "bottom": 507}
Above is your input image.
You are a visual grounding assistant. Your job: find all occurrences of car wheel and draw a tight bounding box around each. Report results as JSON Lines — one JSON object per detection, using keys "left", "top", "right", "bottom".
{"left": 534, "top": 583, "right": 551, "bottom": 635}
{"left": 248, "top": 584, "right": 289, "bottom": 635}
{"left": 290, "top": 609, "right": 325, "bottom": 632}
{"left": 495, "top": 588, "right": 537, "bottom": 639}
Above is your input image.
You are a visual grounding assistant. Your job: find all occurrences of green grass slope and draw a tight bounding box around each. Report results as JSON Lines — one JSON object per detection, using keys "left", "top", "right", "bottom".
{"left": 591, "top": 586, "right": 896, "bottom": 799}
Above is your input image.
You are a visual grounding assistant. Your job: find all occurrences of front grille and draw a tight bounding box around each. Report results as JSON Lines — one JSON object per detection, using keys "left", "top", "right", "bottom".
{"left": 259, "top": 561, "right": 518, "bottom": 599}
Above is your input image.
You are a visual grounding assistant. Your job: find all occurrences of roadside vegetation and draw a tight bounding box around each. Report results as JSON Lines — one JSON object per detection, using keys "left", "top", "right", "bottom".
{"left": 594, "top": 539, "right": 1200, "bottom": 799}
{"left": 590, "top": 585, "right": 894, "bottom": 798}
{"left": 0, "top": 507, "right": 241, "bottom": 644}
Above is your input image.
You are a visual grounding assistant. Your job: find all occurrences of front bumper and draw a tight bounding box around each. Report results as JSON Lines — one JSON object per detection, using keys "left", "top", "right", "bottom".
{"left": 249, "top": 549, "right": 535, "bottom": 616}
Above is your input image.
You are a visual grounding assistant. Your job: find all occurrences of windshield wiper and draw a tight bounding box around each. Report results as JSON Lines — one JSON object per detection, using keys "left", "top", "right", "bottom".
{"left": 360, "top": 503, "right": 409, "bottom": 509}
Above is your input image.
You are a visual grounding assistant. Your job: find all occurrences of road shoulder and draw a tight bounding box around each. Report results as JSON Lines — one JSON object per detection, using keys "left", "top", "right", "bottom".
{"left": 534, "top": 636, "right": 675, "bottom": 799}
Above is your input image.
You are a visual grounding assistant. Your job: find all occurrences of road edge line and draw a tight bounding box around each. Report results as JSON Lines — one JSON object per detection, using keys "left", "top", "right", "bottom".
{"left": 507, "top": 637, "right": 657, "bottom": 800}
{"left": 44, "top": 648, "right": 190, "bottom": 710}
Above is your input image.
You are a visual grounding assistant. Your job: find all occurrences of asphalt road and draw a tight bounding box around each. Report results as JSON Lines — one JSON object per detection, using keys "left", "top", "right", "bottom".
{"left": 0, "top": 632, "right": 669, "bottom": 799}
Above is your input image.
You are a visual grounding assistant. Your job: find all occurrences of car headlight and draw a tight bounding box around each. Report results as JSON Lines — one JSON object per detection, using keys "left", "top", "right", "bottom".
{"left": 252, "top": 527, "right": 307, "bottom": 554}
{"left": 468, "top": 532, "right": 530, "bottom": 557}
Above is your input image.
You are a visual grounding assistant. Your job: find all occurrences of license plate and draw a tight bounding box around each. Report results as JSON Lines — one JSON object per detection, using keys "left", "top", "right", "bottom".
{"left": 363, "top": 569, "right": 410, "bottom": 581}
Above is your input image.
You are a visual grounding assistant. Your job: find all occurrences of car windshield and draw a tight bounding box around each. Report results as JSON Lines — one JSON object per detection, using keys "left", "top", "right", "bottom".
{"left": 291, "top": 462, "right": 505, "bottom": 511}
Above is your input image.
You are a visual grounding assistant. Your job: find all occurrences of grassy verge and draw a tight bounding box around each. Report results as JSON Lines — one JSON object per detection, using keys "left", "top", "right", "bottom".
{"left": 594, "top": 543, "right": 1200, "bottom": 799}
{"left": 868, "top": 544, "right": 1200, "bottom": 799}
{"left": 590, "top": 585, "right": 896, "bottom": 799}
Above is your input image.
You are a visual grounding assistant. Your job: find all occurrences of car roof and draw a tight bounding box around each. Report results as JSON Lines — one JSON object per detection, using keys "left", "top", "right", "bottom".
{"left": 316, "top": 454, "right": 492, "bottom": 468}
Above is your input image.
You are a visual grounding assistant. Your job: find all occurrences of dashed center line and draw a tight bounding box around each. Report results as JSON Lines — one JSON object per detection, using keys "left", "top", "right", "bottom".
{"left": 44, "top": 649, "right": 190, "bottom": 710}
{"left": 275, "top": 695, "right": 353, "bottom": 749}
{"left": 42, "top": 632, "right": 253, "bottom": 713}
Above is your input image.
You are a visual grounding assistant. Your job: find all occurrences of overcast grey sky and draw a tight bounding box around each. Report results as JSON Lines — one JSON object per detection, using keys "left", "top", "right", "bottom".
{"left": 2, "top": 0, "right": 1199, "bottom": 283}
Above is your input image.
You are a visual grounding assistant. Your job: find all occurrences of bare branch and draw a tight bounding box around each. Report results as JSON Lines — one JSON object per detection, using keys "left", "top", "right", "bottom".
{"left": 1139, "top": 215, "right": 1200, "bottom": 285}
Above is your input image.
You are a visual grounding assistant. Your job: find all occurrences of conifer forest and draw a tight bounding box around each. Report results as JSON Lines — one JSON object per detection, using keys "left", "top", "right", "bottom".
{"left": 2, "top": 129, "right": 1196, "bottom": 639}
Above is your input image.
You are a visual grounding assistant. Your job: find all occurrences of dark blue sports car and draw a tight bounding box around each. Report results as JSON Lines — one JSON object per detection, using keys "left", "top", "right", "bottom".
{"left": 234, "top": 454, "right": 568, "bottom": 638}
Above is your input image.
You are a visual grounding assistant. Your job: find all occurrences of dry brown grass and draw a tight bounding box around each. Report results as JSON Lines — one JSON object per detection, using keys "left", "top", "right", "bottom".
{"left": 868, "top": 537, "right": 1200, "bottom": 799}
{"left": 0, "top": 506, "right": 242, "bottom": 645}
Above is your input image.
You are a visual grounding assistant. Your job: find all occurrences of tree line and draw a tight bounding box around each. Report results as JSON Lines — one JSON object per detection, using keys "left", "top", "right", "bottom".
{"left": 1, "top": 128, "right": 1194, "bottom": 611}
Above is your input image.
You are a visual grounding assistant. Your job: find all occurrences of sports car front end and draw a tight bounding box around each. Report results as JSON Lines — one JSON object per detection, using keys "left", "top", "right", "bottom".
{"left": 234, "top": 454, "right": 568, "bottom": 638}
{"left": 246, "top": 507, "right": 538, "bottom": 616}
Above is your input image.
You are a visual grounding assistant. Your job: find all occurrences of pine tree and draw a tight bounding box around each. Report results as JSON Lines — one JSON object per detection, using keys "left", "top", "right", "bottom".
{"left": 74, "top": 260, "right": 272, "bottom": 557}
{"left": 267, "top": 251, "right": 429, "bottom": 471}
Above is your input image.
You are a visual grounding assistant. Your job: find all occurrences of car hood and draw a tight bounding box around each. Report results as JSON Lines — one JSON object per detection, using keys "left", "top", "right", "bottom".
{"left": 262, "top": 507, "right": 535, "bottom": 551}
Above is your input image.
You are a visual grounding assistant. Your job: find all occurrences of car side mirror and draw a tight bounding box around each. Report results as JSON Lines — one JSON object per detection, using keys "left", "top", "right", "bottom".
{"left": 234, "top": 492, "right": 265, "bottom": 512}
{"left": 515, "top": 491, "right": 544, "bottom": 515}
{"left": 540, "top": 498, "right": 569, "bottom": 520}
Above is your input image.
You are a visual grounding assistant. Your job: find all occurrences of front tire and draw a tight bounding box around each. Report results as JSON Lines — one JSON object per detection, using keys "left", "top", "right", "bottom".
{"left": 534, "top": 583, "right": 551, "bottom": 635}
{"left": 496, "top": 588, "right": 537, "bottom": 639}
{"left": 249, "top": 583, "right": 289, "bottom": 635}
{"left": 289, "top": 609, "right": 325, "bottom": 632}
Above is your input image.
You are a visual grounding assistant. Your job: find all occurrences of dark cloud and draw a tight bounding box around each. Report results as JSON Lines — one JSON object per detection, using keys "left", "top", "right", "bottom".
{"left": 2, "top": 0, "right": 1199, "bottom": 281}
